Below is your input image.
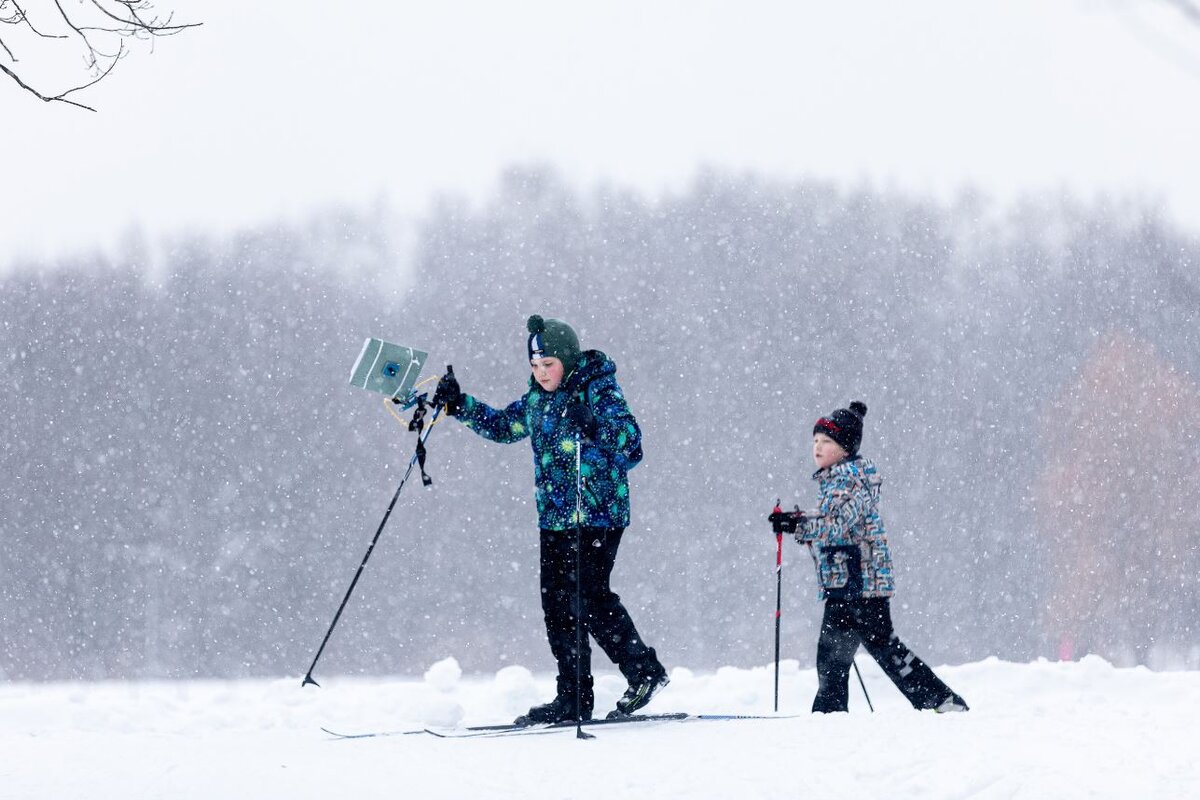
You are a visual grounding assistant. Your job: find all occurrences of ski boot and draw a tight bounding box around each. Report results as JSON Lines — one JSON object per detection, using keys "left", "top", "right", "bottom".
{"left": 514, "top": 695, "right": 592, "bottom": 726}
{"left": 607, "top": 665, "right": 670, "bottom": 719}
{"left": 934, "top": 693, "right": 970, "bottom": 713}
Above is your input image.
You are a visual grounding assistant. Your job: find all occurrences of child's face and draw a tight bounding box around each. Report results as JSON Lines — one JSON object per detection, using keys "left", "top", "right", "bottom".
{"left": 531, "top": 357, "right": 565, "bottom": 392}
{"left": 812, "top": 432, "right": 847, "bottom": 470}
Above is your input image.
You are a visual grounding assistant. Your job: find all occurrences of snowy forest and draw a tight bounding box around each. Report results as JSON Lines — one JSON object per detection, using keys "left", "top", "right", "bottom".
{"left": 3, "top": 167, "right": 1198, "bottom": 682}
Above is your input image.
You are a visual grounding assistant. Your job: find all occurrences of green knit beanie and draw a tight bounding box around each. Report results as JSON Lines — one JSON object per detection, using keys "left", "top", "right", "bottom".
{"left": 527, "top": 315, "right": 581, "bottom": 373}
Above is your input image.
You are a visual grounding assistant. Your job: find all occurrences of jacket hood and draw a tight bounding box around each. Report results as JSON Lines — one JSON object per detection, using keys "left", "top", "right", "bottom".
{"left": 565, "top": 349, "right": 615, "bottom": 391}
{"left": 527, "top": 349, "right": 616, "bottom": 394}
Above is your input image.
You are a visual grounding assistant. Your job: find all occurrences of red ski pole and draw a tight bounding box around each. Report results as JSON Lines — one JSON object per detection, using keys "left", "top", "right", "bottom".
{"left": 772, "top": 500, "right": 784, "bottom": 713}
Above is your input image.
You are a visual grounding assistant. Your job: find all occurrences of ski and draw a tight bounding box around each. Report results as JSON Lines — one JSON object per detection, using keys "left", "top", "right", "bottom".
{"left": 323, "top": 712, "right": 795, "bottom": 741}
{"left": 423, "top": 711, "right": 690, "bottom": 739}
{"left": 321, "top": 725, "right": 426, "bottom": 740}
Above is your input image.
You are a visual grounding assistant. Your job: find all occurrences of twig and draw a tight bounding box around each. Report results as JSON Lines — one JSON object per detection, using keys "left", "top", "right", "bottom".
{"left": 88, "top": 0, "right": 197, "bottom": 34}
{"left": 0, "top": 60, "right": 96, "bottom": 110}
{"left": 8, "top": 0, "right": 69, "bottom": 38}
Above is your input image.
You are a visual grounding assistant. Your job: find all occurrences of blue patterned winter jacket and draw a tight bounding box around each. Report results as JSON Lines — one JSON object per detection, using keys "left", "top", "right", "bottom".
{"left": 454, "top": 350, "right": 643, "bottom": 531}
{"left": 795, "top": 455, "right": 895, "bottom": 600}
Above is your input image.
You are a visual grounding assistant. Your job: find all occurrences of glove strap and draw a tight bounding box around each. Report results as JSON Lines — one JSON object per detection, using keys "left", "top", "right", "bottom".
{"left": 408, "top": 396, "right": 433, "bottom": 486}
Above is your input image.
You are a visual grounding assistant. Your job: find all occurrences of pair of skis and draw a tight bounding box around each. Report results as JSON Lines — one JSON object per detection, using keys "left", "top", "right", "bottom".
{"left": 323, "top": 711, "right": 793, "bottom": 740}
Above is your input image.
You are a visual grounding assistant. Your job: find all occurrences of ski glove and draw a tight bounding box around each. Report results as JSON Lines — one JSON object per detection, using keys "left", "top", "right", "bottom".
{"left": 565, "top": 397, "right": 599, "bottom": 441}
{"left": 432, "top": 370, "right": 463, "bottom": 416}
{"left": 768, "top": 508, "right": 805, "bottom": 535}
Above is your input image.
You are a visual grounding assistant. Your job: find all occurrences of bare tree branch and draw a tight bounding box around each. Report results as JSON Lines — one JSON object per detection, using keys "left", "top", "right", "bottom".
{"left": 1, "top": 0, "right": 198, "bottom": 110}
{"left": 87, "top": 0, "right": 196, "bottom": 35}
{"left": 5, "top": 1, "right": 69, "bottom": 39}
{"left": 0, "top": 59, "right": 96, "bottom": 110}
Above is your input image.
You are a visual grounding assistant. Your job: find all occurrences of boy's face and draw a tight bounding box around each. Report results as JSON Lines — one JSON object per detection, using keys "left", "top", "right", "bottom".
{"left": 531, "top": 357, "right": 565, "bottom": 392}
{"left": 812, "top": 432, "right": 847, "bottom": 470}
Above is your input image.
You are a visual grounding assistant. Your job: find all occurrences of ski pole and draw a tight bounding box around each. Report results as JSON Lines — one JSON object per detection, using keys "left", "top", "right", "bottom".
{"left": 301, "top": 370, "right": 450, "bottom": 688}
{"left": 799, "top": 535, "right": 875, "bottom": 713}
{"left": 852, "top": 660, "right": 874, "bottom": 712}
{"left": 772, "top": 501, "right": 784, "bottom": 713}
{"left": 573, "top": 432, "right": 595, "bottom": 740}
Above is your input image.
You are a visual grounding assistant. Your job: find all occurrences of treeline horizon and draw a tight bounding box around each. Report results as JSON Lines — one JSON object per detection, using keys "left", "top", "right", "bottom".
{"left": 2, "top": 167, "right": 1197, "bottom": 682}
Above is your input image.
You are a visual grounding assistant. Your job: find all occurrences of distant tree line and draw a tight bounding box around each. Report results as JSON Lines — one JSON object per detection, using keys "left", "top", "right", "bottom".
{"left": 2, "top": 169, "right": 1197, "bottom": 681}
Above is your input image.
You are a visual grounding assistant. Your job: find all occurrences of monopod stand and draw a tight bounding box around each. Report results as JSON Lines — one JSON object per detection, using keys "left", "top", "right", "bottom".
{"left": 301, "top": 369, "right": 451, "bottom": 688}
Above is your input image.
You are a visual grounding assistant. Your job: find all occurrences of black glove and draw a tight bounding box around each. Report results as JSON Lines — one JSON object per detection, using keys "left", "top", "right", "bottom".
{"left": 767, "top": 510, "right": 796, "bottom": 534}
{"left": 768, "top": 506, "right": 805, "bottom": 534}
{"left": 565, "top": 397, "right": 598, "bottom": 441}
{"left": 432, "top": 369, "right": 463, "bottom": 416}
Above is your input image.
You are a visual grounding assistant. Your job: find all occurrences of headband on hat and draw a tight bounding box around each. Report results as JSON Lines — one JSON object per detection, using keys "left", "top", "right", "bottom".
{"left": 814, "top": 401, "right": 867, "bottom": 455}
{"left": 527, "top": 314, "right": 581, "bottom": 372}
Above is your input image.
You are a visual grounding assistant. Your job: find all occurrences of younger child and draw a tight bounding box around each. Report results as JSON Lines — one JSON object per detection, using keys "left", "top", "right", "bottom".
{"left": 771, "top": 401, "right": 968, "bottom": 713}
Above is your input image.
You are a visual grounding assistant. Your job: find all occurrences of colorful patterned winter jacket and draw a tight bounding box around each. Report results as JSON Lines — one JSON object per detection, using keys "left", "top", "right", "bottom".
{"left": 455, "top": 350, "right": 643, "bottom": 531}
{"left": 796, "top": 455, "right": 895, "bottom": 600}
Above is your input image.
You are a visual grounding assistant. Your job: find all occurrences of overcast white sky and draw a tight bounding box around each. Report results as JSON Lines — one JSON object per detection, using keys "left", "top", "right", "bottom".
{"left": 4, "top": 0, "right": 1200, "bottom": 266}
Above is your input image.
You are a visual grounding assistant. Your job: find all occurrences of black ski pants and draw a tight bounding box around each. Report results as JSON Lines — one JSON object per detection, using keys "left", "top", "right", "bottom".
{"left": 813, "top": 597, "right": 956, "bottom": 713}
{"left": 540, "top": 527, "right": 661, "bottom": 708}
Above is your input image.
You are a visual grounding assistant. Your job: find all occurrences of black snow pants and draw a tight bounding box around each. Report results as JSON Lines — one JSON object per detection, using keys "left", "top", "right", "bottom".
{"left": 540, "top": 527, "right": 662, "bottom": 711}
{"left": 812, "top": 597, "right": 958, "bottom": 713}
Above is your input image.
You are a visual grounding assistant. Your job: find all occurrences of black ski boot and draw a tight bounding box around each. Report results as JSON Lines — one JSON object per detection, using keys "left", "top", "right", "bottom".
{"left": 514, "top": 695, "right": 593, "bottom": 726}
{"left": 607, "top": 664, "right": 670, "bottom": 719}
{"left": 934, "top": 693, "right": 970, "bottom": 713}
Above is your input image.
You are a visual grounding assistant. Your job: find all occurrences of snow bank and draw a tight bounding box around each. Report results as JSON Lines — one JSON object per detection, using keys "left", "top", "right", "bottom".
{"left": 1, "top": 656, "right": 1196, "bottom": 799}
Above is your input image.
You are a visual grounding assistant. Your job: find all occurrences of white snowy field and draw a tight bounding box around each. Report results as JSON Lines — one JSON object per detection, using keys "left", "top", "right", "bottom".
{"left": 2, "top": 656, "right": 1197, "bottom": 799}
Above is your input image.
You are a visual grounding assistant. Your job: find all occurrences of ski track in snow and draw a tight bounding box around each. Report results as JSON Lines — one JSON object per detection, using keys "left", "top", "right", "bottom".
{"left": 1, "top": 656, "right": 1197, "bottom": 799}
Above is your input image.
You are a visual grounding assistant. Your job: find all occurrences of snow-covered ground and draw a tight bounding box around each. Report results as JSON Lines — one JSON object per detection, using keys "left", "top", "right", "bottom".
{"left": 3, "top": 656, "right": 1197, "bottom": 799}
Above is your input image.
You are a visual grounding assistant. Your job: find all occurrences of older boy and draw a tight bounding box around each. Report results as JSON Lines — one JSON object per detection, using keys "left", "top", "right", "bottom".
{"left": 434, "top": 315, "right": 668, "bottom": 724}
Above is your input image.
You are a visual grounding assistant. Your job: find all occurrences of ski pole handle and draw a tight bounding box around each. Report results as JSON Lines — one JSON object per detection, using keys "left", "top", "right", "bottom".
{"left": 431, "top": 365, "right": 459, "bottom": 415}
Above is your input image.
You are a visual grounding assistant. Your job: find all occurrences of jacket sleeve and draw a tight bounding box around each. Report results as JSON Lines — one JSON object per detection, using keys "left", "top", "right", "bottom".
{"left": 796, "top": 471, "right": 871, "bottom": 544}
{"left": 455, "top": 393, "right": 531, "bottom": 444}
{"left": 585, "top": 375, "right": 643, "bottom": 470}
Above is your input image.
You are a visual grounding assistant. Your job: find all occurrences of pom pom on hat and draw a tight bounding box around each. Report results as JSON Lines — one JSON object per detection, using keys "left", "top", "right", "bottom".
{"left": 527, "top": 314, "right": 545, "bottom": 334}
{"left": 849, "top": 401, "right": 867, "bottom": 418}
